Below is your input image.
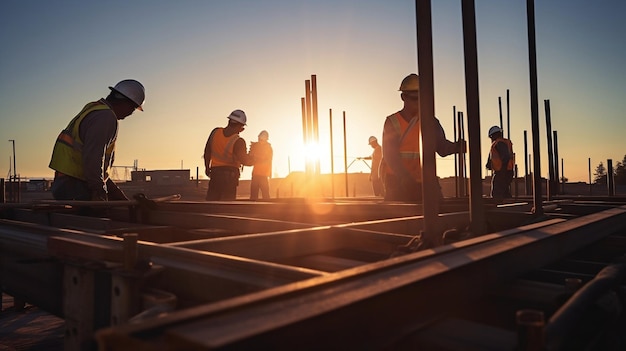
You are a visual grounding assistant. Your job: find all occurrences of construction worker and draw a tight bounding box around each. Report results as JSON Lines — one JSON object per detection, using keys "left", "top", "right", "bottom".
{"left": 486, "top": 125, "right": 514, "bottom": 201}
{"left": 382, "top": 73, "right": 466, "bottom": 202}
{"left": 204, "top": 110, "right": 254, "bottom": 200}
{"left": 49, "top": 79, "right": 145, "bottom": 201}
{"left": 360, "top": 136, "right": 384, "bottom": 196}
{"left": 249, "top": 130, "right": 273, "bottom": 200}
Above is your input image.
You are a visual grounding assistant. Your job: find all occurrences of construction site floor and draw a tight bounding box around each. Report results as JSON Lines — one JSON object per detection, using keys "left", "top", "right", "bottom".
{"left": 1, "top": 294, "right": 64, "bottom": 351}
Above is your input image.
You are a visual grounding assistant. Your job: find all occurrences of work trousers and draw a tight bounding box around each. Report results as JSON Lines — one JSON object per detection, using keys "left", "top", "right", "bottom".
{"left": 491, "top": 170, "right": 514, "bottom": 201}
{"left": 250, "top": 175, "right": 270, "bottom": 200}
{"left": 371, "top": 177, "right": 384, "bottom": 197}
{"left": 384, "top": 174, "right": 422, "bottom": 202}
{"left": 51, "top": 174, "right": 91, "bottom": 200}
{"left": 206, "top": 167, "right": 240, "bottom": 201}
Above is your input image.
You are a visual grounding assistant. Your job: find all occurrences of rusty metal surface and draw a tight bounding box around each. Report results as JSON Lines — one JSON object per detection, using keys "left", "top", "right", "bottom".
{"left": 1, "top": 199, "right": 625, "bottom": 350}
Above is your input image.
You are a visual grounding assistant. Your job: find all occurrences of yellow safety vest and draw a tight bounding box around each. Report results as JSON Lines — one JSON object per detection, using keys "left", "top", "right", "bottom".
{"left": 210, "top": 128, "right": 241, "bottom": 168}
{"left": 48, "top": 100, "right": 115, "bottom": 180}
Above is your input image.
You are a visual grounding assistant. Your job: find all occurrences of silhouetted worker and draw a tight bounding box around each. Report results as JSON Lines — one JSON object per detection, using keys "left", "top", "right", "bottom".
{"left": 382, "top": 73, "right": 466, "bottom": 202}
{"left": 486, "top": 125, "right": 514, "bottom": 201}
{"left": 360, "top": 136, "right": 384, "bottom": 196}
{"left": 249, "top": 130, "right": 273, "bottom": 200}
{"left": 49, "top": 79, "right": 145, "bottom": 201}
{"left": 204, "top": 110, "right": 254, "bottom": 201}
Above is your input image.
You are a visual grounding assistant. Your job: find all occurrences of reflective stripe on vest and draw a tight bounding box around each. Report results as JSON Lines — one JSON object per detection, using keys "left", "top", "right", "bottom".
{"left": 490, "top": 138, "right": 514, "bottom": 171}
{"left": 48, "top": 100, "right": 113, "bottom": 180}
{"left": 386, "top": 113, "right": 422, "bottom": 181}
{"left": 210, "top": 128, "right": 241, "bottom": 168}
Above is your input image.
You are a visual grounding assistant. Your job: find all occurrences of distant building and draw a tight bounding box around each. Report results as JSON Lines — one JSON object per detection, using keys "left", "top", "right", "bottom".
{"left": 131, "top": 169, "right": 190, "bottom": 185}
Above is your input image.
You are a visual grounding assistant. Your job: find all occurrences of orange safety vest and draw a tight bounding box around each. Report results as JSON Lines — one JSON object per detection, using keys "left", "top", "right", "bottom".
{"left": 251, "top": 141, "right": 273, "bottom": 177}
{"left": 384, "top": 112, "right": 422, "bottom": 181}
{"left": 489, "top": 138, "right": 514, "bottom": 171}
{"left": 210, "top": 128, "right": 241, "bottom": 168}
{"left": 48, "top": 100, "right": 115, "bottom": 180}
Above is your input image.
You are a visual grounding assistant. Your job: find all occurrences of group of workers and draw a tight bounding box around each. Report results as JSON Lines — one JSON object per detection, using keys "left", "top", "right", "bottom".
{"left": 361, "top": 73, "right": 514, "bottom": 202}
{"left": 202, "top": 110, "right": 273, "bottom": 201}
{"left": 48, "top": 74, "right": 513, "bottom": 204}
{"left": 48, "top": 79, "right": 273, "bottom": 202}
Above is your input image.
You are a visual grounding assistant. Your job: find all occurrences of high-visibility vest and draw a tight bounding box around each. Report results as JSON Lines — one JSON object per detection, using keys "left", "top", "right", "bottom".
{"left": 251, "top": 141, "right": 272, "bottom": 177}
{"left": 489, "top": 137, "right": 514, "bottom": 171}
{"left": 384, "top": 112, "right": 422, "bottom": 181}
{"left": 48, "top": 100, "right": 115, "bottom": 180}
{"left": 210, "top": 128, "right": 241, "bottom": 168}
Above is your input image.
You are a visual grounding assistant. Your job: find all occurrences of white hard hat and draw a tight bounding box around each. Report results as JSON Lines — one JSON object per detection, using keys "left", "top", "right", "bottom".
{"left": 488, "top": 126, "right": 502, "bottom": 137}
{"left": 227, "top": 109, "right": 247, "bottom": 125}
{"left": 368, "top": 136, "right": 377, "bottom": 144}
{"left": 259, "top": 130, "right": 269, "bottom": 140}
{"left": 109, "top": 79, "right": 145, "bottom": 111}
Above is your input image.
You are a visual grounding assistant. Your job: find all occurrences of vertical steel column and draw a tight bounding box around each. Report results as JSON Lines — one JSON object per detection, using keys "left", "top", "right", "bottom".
{"left": 553, "top": 130, "right": 560, "bottom": 194}
{"left": 498, "top": 96, "right": 503, "bottom": 129}
{"left": 312, "top": 75, "right": 320, "bottom": 176}
{"left": 343, "top": 111, "right": 348, "bottom": 197}
{"left": 544, "top": 100, "right": 555, "bottom": 199}
{"left": 607, "top": 159, "right": 615, "bottom": 196}
{"left": 524, "top": 130, "right": 529, "bottom": 195}
{"left": 415, "top": 0, "right": 440, "bottom": 244}
{"left": 526, "top": 0, "right": 543, "bottom": 215}
{"left": 329, "top": 109, "right": 335, "bottom": 199}
{"left": 457, "top": 111, "right": 467, "bottom": 197}
{"left": 461, "top": 0, "right": 485, "bottom": 235}
{"left": 305, "top": 80, "right": 313, "bottom": 176}
{"left": 453, "top": 106, "right": 459, "bottom": 198}
{"left": 506, "top": 89, "right": 511, "bottom": 138}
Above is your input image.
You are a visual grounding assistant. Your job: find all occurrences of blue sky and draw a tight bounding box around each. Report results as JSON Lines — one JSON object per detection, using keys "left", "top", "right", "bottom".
{"left": 1, "top": 0, "right": 625, "bottom": 183}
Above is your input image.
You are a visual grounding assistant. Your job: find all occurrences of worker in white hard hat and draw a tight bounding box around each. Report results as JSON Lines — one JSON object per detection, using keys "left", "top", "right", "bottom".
{"left": 486, "top": 125, "right": 514, "bottom": 202}
{"left": 381, "top": 73, "right": 466, "bottom": 202}
{"left": 203, "top": 110, "right": 254, "bottom": 200}
{"left": 358, "top": 136, "right": 384, "bottom": 196}
{"left": 249, "top": 130, "right": 273, "bottom": 200}
{"left": 49, "top": 79, "right": 145, "bottom": 201}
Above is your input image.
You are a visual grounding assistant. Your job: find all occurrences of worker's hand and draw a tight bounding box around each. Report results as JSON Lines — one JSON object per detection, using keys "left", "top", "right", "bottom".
{"left": 205, "top": 168, "right": 211, "bottom": 178}
{"left": 457, "top": 139, "right": 467, "bottom": 153}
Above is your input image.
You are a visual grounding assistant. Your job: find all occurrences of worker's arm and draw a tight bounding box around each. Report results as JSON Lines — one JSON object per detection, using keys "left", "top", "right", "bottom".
{"left": 233, "top": 138, "right": 254, "bottom": 166}
{"left": 434, "top": 117, "right": 466, "bottom": 157}
{"left": 382, "top": 117, "right": 413, "bottom": 180}
{"left": 203, "top": 129, "right": 216, "bottom": 177}
{"left": 80, "top": 110, "right": 118, "bottom": 200}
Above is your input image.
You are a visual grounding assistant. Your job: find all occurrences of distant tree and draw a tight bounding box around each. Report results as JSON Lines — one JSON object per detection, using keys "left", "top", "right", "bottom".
{"left": 615, "top": 154, "right": 626, "bottom": 185}
{"left": 560, "top": 176, "right": 568, "bottom": 183}
{"left": 594, "top": 162, "right": 607, "bottom": 185}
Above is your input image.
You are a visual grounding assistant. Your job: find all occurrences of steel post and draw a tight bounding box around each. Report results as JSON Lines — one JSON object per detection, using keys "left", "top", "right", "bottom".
{"left": 461, "top": 0, "right": 486, "bottom": 235}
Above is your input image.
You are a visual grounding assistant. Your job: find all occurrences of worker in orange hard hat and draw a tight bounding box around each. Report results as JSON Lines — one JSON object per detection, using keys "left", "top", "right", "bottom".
{"left": 249, "top": 130, "right": 273, "bottom": 200}
{"left": 486, "top": 125, "right": 514, "bottom": 202}
{"left": 381, "top": 73, "right": 466, "bottom": 202}
{"left": 358, "top": 136, "right": 384, "bottom": 197}
{"left": 49, "top": 79, "right": 145, "bottom": 201}
{"left": 204, "top": 110, "right": 255, "bottom": 200}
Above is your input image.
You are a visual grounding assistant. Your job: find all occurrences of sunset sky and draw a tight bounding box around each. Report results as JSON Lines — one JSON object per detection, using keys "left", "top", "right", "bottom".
{"left": 1, "top": 0, "right": 625, "bottom": 184}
